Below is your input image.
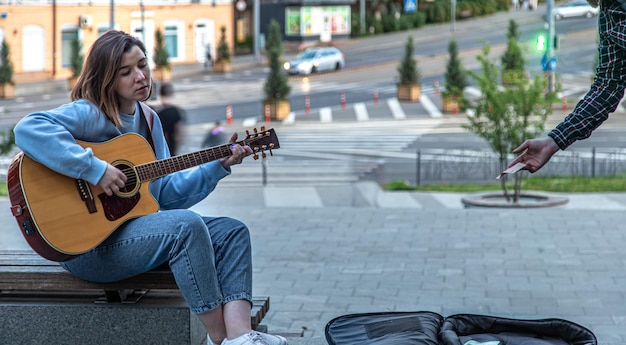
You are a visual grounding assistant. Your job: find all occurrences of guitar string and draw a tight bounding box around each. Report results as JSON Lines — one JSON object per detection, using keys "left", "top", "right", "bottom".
{"left": 115, "top": 146, "right": 233, "bottom": 186}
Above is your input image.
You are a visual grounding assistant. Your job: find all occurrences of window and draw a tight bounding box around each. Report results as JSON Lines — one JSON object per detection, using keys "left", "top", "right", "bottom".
{"left": 164, "top": 25, "right": 178, "bottom": 59}
{"left": 61, "top": 30, "right": 78, "bottom": 68}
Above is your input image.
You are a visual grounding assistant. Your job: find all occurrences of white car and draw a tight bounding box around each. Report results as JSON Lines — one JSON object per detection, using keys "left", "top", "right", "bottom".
{"left": 283, "top": 47, "right": 345, "bottom": 75}
{"left": 552, "top": 0, "right": 598, "bottom": 20}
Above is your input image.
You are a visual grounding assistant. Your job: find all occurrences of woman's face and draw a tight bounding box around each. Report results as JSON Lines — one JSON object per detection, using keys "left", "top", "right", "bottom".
{"left": 114, "top": 45, "right": 151, "bottom": 114}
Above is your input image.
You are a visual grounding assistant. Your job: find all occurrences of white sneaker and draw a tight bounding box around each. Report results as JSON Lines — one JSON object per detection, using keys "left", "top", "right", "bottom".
{"left": 221, "top": 331, "right": 288, "bottom": 345}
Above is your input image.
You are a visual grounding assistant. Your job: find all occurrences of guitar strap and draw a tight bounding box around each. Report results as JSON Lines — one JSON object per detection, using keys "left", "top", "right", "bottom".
{"left": 138, "top": 101, "right": 156, "bottom": 154}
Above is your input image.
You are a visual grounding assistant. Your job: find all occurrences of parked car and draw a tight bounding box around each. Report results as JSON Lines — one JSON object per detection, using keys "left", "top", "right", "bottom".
{"left": 283, "top": 47, "right": 345, "bottom": 75}
{"left": 552, "top": 0, "right": 598, "bottom": 20}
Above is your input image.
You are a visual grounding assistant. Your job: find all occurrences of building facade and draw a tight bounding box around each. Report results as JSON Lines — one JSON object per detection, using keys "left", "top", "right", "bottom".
{"left": 0, "top": 0, "right": 236, "bottom": 84}
{"left": 261, "top": 0, "right": 354, "bottom": 49}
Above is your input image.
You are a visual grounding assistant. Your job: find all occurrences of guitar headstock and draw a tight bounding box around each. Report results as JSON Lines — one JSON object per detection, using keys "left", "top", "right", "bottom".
{"left": 243, "top": 127, "right": 280, "bottom": 160}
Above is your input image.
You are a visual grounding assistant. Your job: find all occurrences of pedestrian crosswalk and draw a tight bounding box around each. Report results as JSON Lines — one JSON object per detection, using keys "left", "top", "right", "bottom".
{"left": 180, "top": 118, "right": 464, "bottom": 186}
{"left": 175, "top": 71, "right": 602, "bottom": 125}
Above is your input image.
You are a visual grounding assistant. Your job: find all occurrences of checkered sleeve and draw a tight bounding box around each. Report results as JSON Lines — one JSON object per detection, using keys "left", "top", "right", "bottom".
{"left": 549, "top": 1, "right": 626, "bottom": 149}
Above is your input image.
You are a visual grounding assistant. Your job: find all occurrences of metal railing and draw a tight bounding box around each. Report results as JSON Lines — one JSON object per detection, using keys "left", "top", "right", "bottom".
{"left": 411, "top": 148, "right": 626, "bottom": 186}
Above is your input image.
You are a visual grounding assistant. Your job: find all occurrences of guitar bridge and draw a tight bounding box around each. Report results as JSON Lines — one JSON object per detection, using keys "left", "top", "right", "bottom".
{"left": 75, "top": 179, "right": 97, "bottom": 214}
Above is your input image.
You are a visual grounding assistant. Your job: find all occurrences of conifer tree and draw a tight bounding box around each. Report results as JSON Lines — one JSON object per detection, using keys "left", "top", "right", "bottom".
{"left": 216, "top": 26, "right": 232, "bottom": 63}
{"left": 263, "top": 20, "right": 290, "bottom": 101}
{"left": 397, "top": 35, "right": 420, "bottom": 85}
{"left": 153, "top": 29, "right": 170, "bottom": 70}
{"left": 443, "top": 39, "right": 468, "bottom": 108}
{"left": 70, "top": 36, "right": 84, "bottom": 78}
{"left": 0, "top": 39, "right": 14, "bottom": 85}
{"left": 501, "top": 19, "right": 525, "bottom": 84}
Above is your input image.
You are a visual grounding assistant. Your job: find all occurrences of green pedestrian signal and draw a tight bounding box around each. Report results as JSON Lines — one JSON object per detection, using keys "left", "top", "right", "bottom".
{"left": 536, "top": 34, "right": 547, "bottom": 51}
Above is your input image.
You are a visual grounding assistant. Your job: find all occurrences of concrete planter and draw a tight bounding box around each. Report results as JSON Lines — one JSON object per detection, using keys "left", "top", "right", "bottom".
{"left": 397, "top": 83, "right": 421, "bottom": 102}
{"left": 67, "top": 77, "right": 79, "bottom": 91}
{"left": 461, "top": 191, "right": 569, "bottom": 208}
{"left": 152, "top": 68, "right": 172, "bottom": 82}
{"left": 442, "top": 94, "right": 460, "bottom": 114}
{"left": 263, "top": 99, "right": 291, "bottom": 121}
{"left": 0, "top": 83, "right": 15, "bottom": 99}
{"left": 213, "top": 61, "right": 232, "bottom": 73}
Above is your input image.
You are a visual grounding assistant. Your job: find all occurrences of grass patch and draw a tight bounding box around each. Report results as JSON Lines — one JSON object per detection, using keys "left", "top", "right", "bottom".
{"left": 385, "top": 175, "right": 626, "bottom": 193}
{"left": 1, "top": 176, "right": 626, "bottom": 198}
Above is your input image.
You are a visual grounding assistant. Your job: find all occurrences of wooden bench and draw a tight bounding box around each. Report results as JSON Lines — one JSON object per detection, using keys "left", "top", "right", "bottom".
{"left": 0, "top": 250, "right": 270, "bottom": 331}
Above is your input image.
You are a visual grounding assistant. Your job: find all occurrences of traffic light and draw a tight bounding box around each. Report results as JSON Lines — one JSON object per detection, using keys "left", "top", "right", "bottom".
{"left": 536, "top": 33, "right": 547, "bottom": 51}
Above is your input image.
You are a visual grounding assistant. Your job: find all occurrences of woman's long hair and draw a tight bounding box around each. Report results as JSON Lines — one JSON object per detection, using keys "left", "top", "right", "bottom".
{"left": 70, "top": 30, "right": 153, "bottom": 127}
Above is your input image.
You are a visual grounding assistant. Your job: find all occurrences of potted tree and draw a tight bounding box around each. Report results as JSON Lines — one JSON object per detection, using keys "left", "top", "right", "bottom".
{"left": 153, "top": 29, "right": 171, "bottom": 81}
{"left": 0, "top": 39, "right": 15, "bottom": 99}
{"left": 396, "top": 35, "right": 421, "bottom": 102}
{"left": 500, "top": 19, "right": 525, "bottom": 86}
{"left": 214, "top": 26, "right": 232, "bottom": 73}
{"left": 262, "top": 19, "right": 291, "bottom": 120}
{"left": 463, "top": 43, "right": 554, "bottom": 206}
{"left": 442, "top": 39, "right": 468, "bottom": 113}
{"left": 68, "top": 35, "right": 84, "bottom": 90}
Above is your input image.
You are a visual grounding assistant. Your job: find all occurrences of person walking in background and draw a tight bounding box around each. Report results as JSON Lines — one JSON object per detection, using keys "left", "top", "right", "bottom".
{"left": 12, "top": 30, "right": 288, "bottom": 345}
{"left": 509, "top": 0, "right": 623, "bottom": 175}
{"left": 205, "top": 44, "right": 213, "bottom": 70}
{"left": 158, "top": 82, "right": 186, "bottom": 155}
{"left": 203, "top": 121, "right": 228, "bottom": 148}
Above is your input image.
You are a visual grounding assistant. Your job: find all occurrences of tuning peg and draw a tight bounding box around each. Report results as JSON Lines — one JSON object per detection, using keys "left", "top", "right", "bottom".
{"left": 253, "top": 154, "right": 259, "bottom": 160}
{"left": 261, "top": 152, "right": 267, "bottom": 159}
{"left": 253, "top": 128, "right": 258, "bottom": 134}
{"left": 245, "top": 130, "right": 250, "bottom": 136}
{"left": 260, "top": 126, "right": 266, "bottom": 131}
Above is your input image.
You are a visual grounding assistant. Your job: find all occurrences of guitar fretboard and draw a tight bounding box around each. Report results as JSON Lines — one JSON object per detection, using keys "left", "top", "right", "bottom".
{"left": 135, "top": 144, "right": 234, "bottom": 181}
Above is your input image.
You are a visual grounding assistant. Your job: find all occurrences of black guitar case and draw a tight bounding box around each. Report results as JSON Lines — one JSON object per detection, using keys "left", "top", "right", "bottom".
{"left": 325, "top": 311, "right": 597, "bottom": 345}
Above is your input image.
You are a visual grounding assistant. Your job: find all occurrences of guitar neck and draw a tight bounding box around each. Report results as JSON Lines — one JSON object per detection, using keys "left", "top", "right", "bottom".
{"left": 135, "top": 142, "right": 237, "bottom": 182}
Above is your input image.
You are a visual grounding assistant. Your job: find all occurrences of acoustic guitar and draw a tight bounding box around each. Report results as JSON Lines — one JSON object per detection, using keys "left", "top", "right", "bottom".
{"left": 7, "top": 127, "right": 279, "bottom": 262}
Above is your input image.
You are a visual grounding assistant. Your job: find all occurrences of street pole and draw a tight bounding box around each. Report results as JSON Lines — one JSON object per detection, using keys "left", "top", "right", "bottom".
{"left": 546, "top": 0, "right": 555, "bottom": 93}
{"left": 253, "top": 0, "right": 260, "bottom": 63}
{"left": 140, "top": 0, "right": 145, "bottom": 43}
{"left": 451, "top": 0, "right": 456, "bottom": 32}
{"left": 52, "top": 0, "right": 56, "bottom": 77}
{"left": 360, "top": 0, "right": 365, "bottom": 36}
{"left": 110, "top": 0, "right": 115, "bottom": 30}
{"left": 450, "top": 0, "right": 456, "bottom": 32}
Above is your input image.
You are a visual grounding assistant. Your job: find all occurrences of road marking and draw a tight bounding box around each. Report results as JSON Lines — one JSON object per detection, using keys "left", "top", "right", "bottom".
{"left": 465, "top": 86, "right": 481, "bottom": 98}
{"left": 420, "top": 94, "right": 443, "bottom": 118}
{"left": 320, "top": 107, "right": 333, "bottom": 123}
{"left": 242, "top": 117, "right": 257, "bottom": 127}
{"left": 387, "top": 98, "right": 406, "bottom": 119}
{"left": 354, "top": 103, "right": 369, "bottom": 121}
{"left": 282, "top": 112, "right": 296, "bottom": 125}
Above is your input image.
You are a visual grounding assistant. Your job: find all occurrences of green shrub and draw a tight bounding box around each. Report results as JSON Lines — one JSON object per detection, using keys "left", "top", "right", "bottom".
{"left": 381, "top": 15, "right": 400, "bottom": 32}
{"left": 397, "top": 35, "right": 420, "bottom": 86}
{"left": 0, "top": 40, "right": 14, "bottom": 85}
{"left": 70, "top": 36, "right": 84, "bottom": 78}
{"left": 153, "top": 29, "right": 170, "bottom": 70}
{"left": 263, "top": 20, "right": 290, "bottom": 101}
{"left": 216, "top": 26, "right": 232, "bottom": 63}
{"left": 398, "top": 15, "right": 415, "bottom": 30}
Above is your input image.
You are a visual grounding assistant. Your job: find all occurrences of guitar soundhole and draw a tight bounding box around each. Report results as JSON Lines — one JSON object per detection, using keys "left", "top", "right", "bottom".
{"left": 112, "top": 161, "right": 139, "bottom": 197}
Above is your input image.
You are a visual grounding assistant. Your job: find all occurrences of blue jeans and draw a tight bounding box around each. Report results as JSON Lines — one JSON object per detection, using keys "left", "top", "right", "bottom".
{"left": 60, "top": 209, "right": 253, "bottom": 314}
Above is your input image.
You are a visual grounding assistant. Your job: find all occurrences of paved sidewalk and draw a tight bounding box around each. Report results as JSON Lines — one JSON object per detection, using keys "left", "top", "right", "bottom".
{"left": 2, "top": 184, "right": 626, "bottom": 344}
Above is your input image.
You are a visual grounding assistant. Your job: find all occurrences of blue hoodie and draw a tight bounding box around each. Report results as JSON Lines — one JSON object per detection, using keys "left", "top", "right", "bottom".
{"left": 13, "top": 99, "right": 230, "bottom": 211}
